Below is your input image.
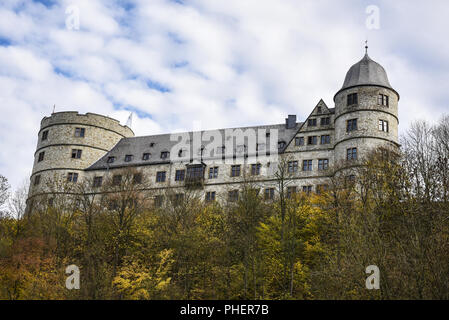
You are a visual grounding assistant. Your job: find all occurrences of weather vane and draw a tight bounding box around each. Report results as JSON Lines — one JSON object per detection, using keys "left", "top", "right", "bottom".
{"left": 365, "top": 40, "right": 369, "bottom": 54}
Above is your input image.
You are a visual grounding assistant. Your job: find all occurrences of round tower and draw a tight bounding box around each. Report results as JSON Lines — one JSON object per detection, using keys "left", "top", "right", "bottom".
{"left": 333, "top": 50, "right": 399, "bottom": 166}
{"left": 28, "top": 112, "right": 134, "bottom": 199}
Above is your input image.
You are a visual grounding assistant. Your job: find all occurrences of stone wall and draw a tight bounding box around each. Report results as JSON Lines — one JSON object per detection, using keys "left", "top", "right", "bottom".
{"left": 27, "top": 84, "right": 400, "bottom": 204}
{"left": 28, "top": 112, "right": 134, "bottom": 198}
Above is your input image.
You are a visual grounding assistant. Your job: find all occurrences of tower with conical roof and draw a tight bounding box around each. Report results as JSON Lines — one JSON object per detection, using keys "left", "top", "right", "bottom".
{"left": 333, "top": 46, "right": 400, "bottom": 165}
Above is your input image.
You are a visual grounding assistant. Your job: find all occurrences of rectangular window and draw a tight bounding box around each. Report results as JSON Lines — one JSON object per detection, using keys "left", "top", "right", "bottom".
{"left": 302, "top": 186, "right": 313, "bottom": 194}
{"left": 347, "top": 148, "right": 358, "bottom": 161}
{"left": 133, "top": 173, "right": 142, "bottom": 184}
{"left": 231, "top": 165, "right": 241, "bottom": 177}
{"left": 378, "top": 94, "right": 389, "bottom": 107}
{"left": 308, "top": 136, "right": 318, "bottom": 145}
{"left": 379, "top": 120, "right": 389, "bottom": 132}
{"left": 303, "top": 160, "right": 313, "bottom": 172}
{"left": 112, "top": 175, "right": 122, "bottom": 186}
{"left": 316, "top": 184, "right": 329, "bottom": 195}
{"left": 156, "top": 171, "right": 166, "bottom": 182}
{"left": 320, "top": 117, "right": 330, "bottom": 126}
{"left": 125, "top": 154, "right": 133, "bottom": 162}
{"left": 41, "top": 130, "right": 48, "bottom": 141}
{"left": 347, "top": 93, "right": 358, "bottom": 106}
{"left": 71, "top": 149, "right": 82, "bottom": 159}
{"left": 228, "top": 190, "right": 239, "bottom": 202}
{"left": 67, "top": 172, "right": 79, "bottom": 183}
{"left": 251, "top": 164, "right": 261, "bottom": 176}
{"left": 317, "top": 106, "right": 322, "bottom": 114}
{"left": 154, "top": 195, "right": 164, "bottom": 208}
{"left": 205, "top": 191, "right": 216, "bottom": 202}
{"left": 34, "top": 175, "right": 41, "bottom": 186}
{"left": 308, "top": 118, "right": 317, "bottom": 127}
{"left": 318, "top": 159, "right": 329, "bottom": 171}
{"left": 175, "top": 169, "right": 185, "bottom": 181}
{"left": 288, "top": 161, "right": 298, "bottom": 173}
{"left": 209, "top": 167, "right": 219, "bottom": 179}
{"left": 74, "top": 128, "right": 85, "bottom": 137}
{"left": 172, "top": 194, "right": 184, "bottom": 206}
{"left": 295, "top": 137, "right": 304, "bottom": 146}
{"left": 264, "top": 188, "right": 275, "bottom": 200}
{"left": 93, "top": 176, "right": 103, "bottom": 188}
{"left": 187, "top": 166, "right": 204, "bottom": 180}
{"left": 107, "top": 156, "right": 115, "bottom": 164}
{"left": 142, "top": 153, "right": 151, "bottom": 161}
{"left": 321, "top": 135, "right": 331, "bottom": 144}
{"left": 347, "top": 119, "right": 358, "bottom": 132}
{"left": 287, "top": 186, "right": 297, "bottom": 199}
{"left": 38, "top": 151, "right": 45, "bottom": 162}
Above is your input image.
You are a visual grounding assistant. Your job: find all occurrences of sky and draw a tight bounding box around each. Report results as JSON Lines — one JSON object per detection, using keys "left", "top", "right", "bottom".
{"left": 0, "top": 0, "right": 448, "bottom": 192}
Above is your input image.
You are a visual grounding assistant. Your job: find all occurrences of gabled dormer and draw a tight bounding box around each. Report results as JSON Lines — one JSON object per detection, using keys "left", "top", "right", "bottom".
{"left": 312, "top": 99, "right": 330, "bottom": 116}
{"left": 284, "top": 99, "right": 335, "bottom": 152}
{"left": 301, "top": 99, "right": 333, "bottom": 132}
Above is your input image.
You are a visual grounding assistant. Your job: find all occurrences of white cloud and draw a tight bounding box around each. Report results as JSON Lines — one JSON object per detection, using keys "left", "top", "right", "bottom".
{"left": 0, "top": 0, "right": 447, "bottom": 192}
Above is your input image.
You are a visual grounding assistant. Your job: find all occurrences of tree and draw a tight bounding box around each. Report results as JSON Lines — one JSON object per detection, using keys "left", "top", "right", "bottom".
{"left": 0, "top": 175, "right": 10, "bottom": 217}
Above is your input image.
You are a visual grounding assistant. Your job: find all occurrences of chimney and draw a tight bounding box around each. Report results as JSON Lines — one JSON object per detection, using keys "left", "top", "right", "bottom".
{"left": 285, "top": 115, "right": 297, "bottom": 129}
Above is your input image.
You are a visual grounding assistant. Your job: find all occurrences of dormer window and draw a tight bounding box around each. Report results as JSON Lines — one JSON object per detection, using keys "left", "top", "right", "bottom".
{"left": 161, "top": 151, "right": 169, "bottom": 159}
{"left": 142, "top": 153, "right": 151, "bottom": 161}
{"left": 124, "top": 154, "right": 133, "bottom": 162}
{"left": 347, "top": 93, "right": 358, "bottom": 106}
{"left": 107, "top": 156, "right": 115, "bottom": 164}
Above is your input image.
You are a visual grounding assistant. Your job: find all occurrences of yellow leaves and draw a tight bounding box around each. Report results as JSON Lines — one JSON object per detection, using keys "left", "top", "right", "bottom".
{"left": 112, "top": 249, "right": 174, "bottom": 300}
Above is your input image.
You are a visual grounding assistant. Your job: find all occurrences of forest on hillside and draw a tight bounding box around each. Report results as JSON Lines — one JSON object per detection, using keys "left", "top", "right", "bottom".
{"left": 0, "top": 115, "right": 448, "bottom": 300}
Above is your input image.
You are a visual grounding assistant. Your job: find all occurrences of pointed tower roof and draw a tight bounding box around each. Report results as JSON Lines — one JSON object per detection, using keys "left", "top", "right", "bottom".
{"left": 334, "top": 49, "right": 399, "bottom": 100}
{"left": 342, "top": 53, "right": 392, "bottom": 90}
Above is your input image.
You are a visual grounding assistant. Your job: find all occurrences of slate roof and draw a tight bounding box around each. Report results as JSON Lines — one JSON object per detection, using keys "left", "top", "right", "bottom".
{"left": 87, "top": 122, "right": 303, "bottom": 171}
{"left": 341, "top": 53, "right": 393, "bottom": 89}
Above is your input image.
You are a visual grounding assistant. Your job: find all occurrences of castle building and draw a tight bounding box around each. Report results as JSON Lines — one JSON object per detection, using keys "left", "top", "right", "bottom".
{"left": 27, "top": 51, "right": 399, "bottom": 205}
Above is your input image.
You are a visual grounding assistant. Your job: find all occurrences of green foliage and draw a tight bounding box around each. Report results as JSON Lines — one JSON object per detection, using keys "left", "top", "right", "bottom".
{"left": 0, "top": 117, "right": 448, "bottom": 300}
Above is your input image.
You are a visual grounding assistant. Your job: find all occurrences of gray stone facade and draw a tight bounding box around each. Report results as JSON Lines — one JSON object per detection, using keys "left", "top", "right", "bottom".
{"left": 27, "top": 53, "right": 399, "bottom": 204}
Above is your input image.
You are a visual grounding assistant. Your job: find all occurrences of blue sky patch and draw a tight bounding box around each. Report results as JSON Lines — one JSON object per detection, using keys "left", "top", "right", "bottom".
{"left": 32, "top": 0, "right": 56, "bottom": 8}
{"left": 121, "top": 105, "right": 154, "bottom": 120}
{"left": 173, "top": 61, "right": 189, "bottom": 68}
{"left": 0, "top": 37, "right": 11, "bottom": 47}
{"left": 53, "top": 67, "right": 74, "bottom": 78}
{"left": 146, "top": 79, "right": 171, "bottom": 93}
